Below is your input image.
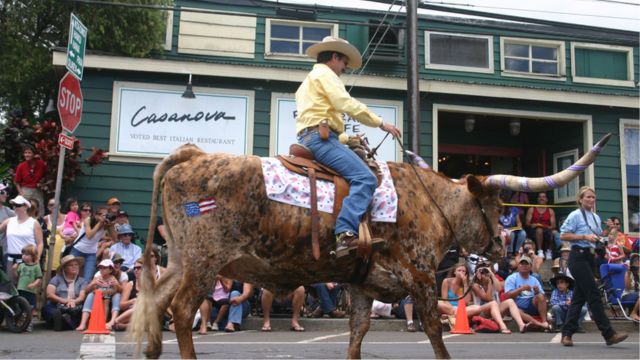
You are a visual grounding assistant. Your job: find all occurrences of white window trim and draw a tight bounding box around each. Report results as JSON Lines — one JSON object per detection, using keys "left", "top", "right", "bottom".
{"left": 163, "top": 10, "right": 173, "bottom": 51}
{"left": 571, "top": 42, "right": 635, "bottom": 87}
{"left": 553, "top": 148, "right": 580, "bottom": 204}
{"left": 425, "top": 31, "right": 494, "bottom": 74}
{"left": 620, "top": 118, "right": 639, "bottom": 235}
{"left": 500, "top": 37, "right": 566, "bottom": 81}
{"left": 265, "top": 18, "right": 338, "bottom": 62}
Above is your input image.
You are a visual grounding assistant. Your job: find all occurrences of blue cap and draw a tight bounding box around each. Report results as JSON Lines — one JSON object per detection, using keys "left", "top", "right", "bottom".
{"left": 117, "top": 223, "right": 135, "bottom": 235}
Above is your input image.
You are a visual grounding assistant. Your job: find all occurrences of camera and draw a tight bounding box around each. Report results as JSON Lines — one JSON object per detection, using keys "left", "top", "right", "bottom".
{"left": 595, "top": 237, "right": 608, "bottom": 256}
{"left": 479, "top": 267, "right": 490, "bottom": 275}
{"left": 106, "top": 213, "right": 117, "bottom": 222}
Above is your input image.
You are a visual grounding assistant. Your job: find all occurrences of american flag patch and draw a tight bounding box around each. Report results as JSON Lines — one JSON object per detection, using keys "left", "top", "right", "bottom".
{"left": 183, "top": 197, "right": 217, "bottom": 217}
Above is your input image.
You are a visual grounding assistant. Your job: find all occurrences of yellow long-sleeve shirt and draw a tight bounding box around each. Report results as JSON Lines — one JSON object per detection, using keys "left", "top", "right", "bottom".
{"left": 295, "top": 64, "right": 382, "bottom": 143}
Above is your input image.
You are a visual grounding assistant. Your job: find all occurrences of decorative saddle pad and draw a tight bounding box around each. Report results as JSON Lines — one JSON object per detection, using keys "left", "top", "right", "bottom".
{"left": 261, "top": 158, "right": 398, "bottom": 223}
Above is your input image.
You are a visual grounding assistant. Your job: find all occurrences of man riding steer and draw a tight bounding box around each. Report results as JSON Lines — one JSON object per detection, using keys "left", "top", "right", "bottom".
{"left": 296, "top": 36, "right": 402, "bottom": 258}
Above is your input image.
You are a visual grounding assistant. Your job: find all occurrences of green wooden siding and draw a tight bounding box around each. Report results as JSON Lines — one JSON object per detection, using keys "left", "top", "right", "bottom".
{"left": 575, "top": 48, "right": 629, "bottom": 80}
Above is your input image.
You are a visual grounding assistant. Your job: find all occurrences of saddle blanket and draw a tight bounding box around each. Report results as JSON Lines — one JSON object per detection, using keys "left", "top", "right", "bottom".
{"left": 261, "top": 158, "right": 398, "bottom": 222}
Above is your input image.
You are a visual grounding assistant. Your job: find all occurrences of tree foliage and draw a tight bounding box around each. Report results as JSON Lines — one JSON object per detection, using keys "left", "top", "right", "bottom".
{"left": 0, "top": 0, "right": 172, "bottom": 116}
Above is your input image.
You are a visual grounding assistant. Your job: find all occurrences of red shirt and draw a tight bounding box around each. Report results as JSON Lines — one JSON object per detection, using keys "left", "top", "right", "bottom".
{"left": 14, "top": 159, "right": 47, "bottom": 188}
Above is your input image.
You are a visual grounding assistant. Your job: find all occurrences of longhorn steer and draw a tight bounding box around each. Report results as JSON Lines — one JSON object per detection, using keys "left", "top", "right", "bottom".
{"left": 130, "top": 134, "right": 610, "bottom": 359}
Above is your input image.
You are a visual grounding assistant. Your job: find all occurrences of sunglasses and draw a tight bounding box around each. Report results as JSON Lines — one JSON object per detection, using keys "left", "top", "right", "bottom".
{"left": 13, "top": 203, "right": 26, "bottom": 208}
{"left": 81, "top": 208, "right": 92, "bottom": 211}
{"left": 0, "top": 190, "right": 8, "bottom": 195}
{"left": 48, "top": 203, "right": 55, "bottom": 207}
{"left": 133, "top": 266, "right": 142, "bottom": 270}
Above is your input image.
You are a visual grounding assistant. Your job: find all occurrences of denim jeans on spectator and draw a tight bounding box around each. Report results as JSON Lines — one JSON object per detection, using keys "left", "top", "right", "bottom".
{"left": 70, "top": 247, "right": 97, "bottom": 281}
{"left": 42, "top": 301, "right": 82, "bottom": 330}
{"left": 510, "top": 230, "right": 526, "bottom": 254}
{"left": 552, "top": 304, "right": 587, "bottom": 327}
{"left": 313, "top": 283, "right": 341, "bottom": 314}
{"left": 298, "top": 129, "right": 377, "bottom": 235}
{"left": 394, "top": 296, "right": 418, "bottom": 320}
{"left": 82, "top": 291, "right": 121, "bottom": 313}
{"left": 227, "top": 290, "right": 251, "bottom": 327}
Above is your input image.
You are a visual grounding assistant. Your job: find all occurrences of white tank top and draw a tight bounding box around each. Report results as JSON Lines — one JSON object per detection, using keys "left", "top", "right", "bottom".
{"left": 73, "top": 223, "right": 106, "bottom": 254}
{"left": 6, "top": 217, "right": 37, "bottom": 254}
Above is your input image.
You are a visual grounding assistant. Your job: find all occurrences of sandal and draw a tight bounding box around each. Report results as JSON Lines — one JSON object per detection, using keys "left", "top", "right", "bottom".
{"left": 290, "top": 324, "right": 305, "bottom": 332}
{"left": 261, "top": 325, "right": 272, "bottom": 332}
{"left": 519, "top": 322, "right": 530, "bottom": 334}
{"left": 500, "top": 328, "right": 512, "bottom": 334}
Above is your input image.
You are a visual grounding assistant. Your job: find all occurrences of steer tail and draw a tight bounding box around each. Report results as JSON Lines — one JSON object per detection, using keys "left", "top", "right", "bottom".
{"left": 128, "top": 144, "right": 205, "bottom": 357}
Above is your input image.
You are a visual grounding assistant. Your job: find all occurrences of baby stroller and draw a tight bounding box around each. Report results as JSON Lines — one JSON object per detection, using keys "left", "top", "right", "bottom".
{"left": 0, "top": 269, "right": 32, "bottom": 332}
{"left": 598, "top": 263, "right": 639, "bottom": 323}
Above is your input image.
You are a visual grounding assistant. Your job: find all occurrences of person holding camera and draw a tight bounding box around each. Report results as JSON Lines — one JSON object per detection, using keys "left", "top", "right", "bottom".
{"left": 558, "top": 186, "right": 628, "bottom": 347}
{"left": 515, "top": 239, "right": 544, "bottom": 280}
{"left": 70, "top": 207, "right": 118, "bottom": 281}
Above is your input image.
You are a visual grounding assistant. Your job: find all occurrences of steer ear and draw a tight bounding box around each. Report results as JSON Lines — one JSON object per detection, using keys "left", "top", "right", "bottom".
{"left": 467, "top": 175, "right": 484, "bottom": 198}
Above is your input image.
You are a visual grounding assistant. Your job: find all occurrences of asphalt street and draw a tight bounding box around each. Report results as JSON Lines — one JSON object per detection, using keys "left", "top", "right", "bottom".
{"left": 0, "top": 327, "right": 638, "bottom": 359}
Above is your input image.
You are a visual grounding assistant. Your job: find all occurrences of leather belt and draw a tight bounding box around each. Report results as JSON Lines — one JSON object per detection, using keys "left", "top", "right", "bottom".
{"left": 572, "top": 247, "right": 595, "bottom": 254}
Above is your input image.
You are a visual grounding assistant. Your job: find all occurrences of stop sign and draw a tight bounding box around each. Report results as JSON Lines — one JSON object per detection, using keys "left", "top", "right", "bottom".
{"left": 57, "top": 71, "right": 83, "bottom": 134}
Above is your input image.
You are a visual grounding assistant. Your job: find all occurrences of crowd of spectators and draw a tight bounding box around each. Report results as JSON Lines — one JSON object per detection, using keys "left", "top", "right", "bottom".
{"left": 0, "top": 148, "right": 638, "bottom": 337}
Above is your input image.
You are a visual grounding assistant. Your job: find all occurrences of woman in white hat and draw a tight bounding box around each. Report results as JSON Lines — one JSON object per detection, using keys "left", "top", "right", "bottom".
{"left": 0, "top": 195, "right": 43, "bottom": 283}
{"left": 295, "top": 36, "right": 401, "bottom": 257}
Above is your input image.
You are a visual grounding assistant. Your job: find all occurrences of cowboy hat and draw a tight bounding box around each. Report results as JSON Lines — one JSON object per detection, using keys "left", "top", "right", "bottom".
{"left": 306, "top": 36, "right": 363, "bottom": 69}
{"left": 550, "top": 273, "right": 574, "bottom": 289}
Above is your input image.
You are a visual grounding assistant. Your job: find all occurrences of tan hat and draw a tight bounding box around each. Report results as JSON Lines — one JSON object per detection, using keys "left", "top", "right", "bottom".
{"left": 519, "top": 256, "right": 533, "bottom": 265}
{"left": 559, "top": 242, "right": 571, "bottom": 252}
{"left": 58, "top": 255, "right": 85, "bottom": 274}
{"left": 306, "top": 36, "right": 362, "bottom": 69}
{"left": 107, "top": 197, "right": 121, "bottom": 205}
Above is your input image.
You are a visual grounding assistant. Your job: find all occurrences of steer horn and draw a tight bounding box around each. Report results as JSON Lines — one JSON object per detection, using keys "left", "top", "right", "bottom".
{"left": 485, "top": 133, "right": 611, "bottom": 192}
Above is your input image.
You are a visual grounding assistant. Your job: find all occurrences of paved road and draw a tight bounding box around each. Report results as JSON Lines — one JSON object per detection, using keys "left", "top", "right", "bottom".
{"left": 1, "top": 327, "right": 638, "bottom": 359}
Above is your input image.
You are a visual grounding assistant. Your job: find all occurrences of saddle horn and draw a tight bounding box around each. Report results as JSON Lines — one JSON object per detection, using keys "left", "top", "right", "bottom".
{"left": 484, "top": 133, "right": 611, "bottom": 192}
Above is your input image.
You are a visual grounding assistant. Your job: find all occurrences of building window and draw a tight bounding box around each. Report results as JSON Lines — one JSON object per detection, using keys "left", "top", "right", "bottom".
{"left": 426, "top": 31, "right": 493, "bottom": 73}
{"left": 571, "top": 43, "right": 635, "bottom": 87}
{"left": 553, "top": 148, "right": 579, "bottom": 203}
{"left": 265, "top": 19, "right": 337, "bottom": 60}
{"left": 501, "top": 37, "right": 565, "bottom": 79}
{"left": 620, "top": 119, "right": 639, "bottom": 234}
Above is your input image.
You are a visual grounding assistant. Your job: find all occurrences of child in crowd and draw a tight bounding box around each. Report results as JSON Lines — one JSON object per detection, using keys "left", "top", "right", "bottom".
{"left": 62, "top": 198, "right": 80, "bottom": 238}
{"left": 198, "top": 275, "right": 232, "bottom": 334}
{"left": 550, "top": 274, "right": 587, "bottom": 332}
{"left": 12, "top": 244, "right": 42, "bottom": 331}
{"left": 606, "top": 229, "right": 626, "bottom": 264}
{"left": 76, "top": 259, "right": 121, "bottom": 331}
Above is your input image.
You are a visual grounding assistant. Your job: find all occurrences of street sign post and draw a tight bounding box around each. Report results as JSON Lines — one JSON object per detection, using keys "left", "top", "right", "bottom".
{"left": 58, "top": 133, "right": 75, "bottom": 150}
{"left": 66, "top": 13, "right": 87, "bottom": 80}
{"left": 57, "top": 72, "right": 83, "bottom": 134}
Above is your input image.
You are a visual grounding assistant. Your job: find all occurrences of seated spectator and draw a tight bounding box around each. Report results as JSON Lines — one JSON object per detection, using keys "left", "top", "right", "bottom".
{"left": 106, "top": 197, "right": 121, "bottom": 219}
{"left": 552, "top": 242, "right": 572, "bottom": 277}
{"left": 149, "top": 248, "right": 166, "bottom": 279}
{"left": 224, "top": 281, "right": 254, "bottom": 332}
{"left": 605, "top": 232, "right": 626, "bottom": 264}
{"left": 515, "top": 239, "right": 544, "bottom": 276}
{"left": 499, "top": 204, "right": 526, "bottom": 256}
{"left": 112, "top": 258, "right": 144, "bottom": 331}
{"left": 42, "top": 255, "right": 87, "bottom": 331}
{"left": 109, "top": 224, "right": 141, "bottom": 271}
{"left": 115, "top": 210, "right": 129, "bottom": 227}
{"left": 198, "top": 275, "right": 232, "bottom": 334}
{"left": 76, "top": 259, "right": 122, "bottom": 331}
{"left": 524, "top": 192, "right": 557, "bottom": 260}
{"left": 550, "top": 274, "right": 587, "bottom": 332}
{"left": 309, "top": 283, "right": 345, "bottom": 318}
{"left": 261, "top": 286, "right": 305, "bottom": 332}
{"left": 504, "top": 256, "right": 551, "bottom": 331}
{"left": 471, "top": 261, "right": 528, "bottom": 333}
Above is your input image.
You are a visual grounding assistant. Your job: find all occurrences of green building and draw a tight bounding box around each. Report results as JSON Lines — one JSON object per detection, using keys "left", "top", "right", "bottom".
{"left": 52, "top": 0, "right": 639, "bottom": 238}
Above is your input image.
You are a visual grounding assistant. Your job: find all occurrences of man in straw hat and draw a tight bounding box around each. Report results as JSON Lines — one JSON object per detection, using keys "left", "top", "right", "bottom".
{"left": 296, "top": 36, "right": 401, "bottom": 258}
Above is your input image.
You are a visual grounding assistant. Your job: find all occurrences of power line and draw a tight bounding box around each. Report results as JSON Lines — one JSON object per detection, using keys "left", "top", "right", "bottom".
{"left": 579, "top": 0, "right": 640, "bottom": 6}
{"left": 421, "top": 0, "right": 640, "bottom": 20}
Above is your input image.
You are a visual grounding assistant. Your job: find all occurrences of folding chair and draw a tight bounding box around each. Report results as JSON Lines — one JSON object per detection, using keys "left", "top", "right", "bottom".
{"left": 599, "top": 263, "right": 639, "bottom": 322}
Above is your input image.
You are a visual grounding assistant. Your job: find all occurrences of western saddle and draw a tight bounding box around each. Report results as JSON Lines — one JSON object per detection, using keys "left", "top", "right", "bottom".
{"left": 277, "top": 143, "right": 381, "bottom": 261}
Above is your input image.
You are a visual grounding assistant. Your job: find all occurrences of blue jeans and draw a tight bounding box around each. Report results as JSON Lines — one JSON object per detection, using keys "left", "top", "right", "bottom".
{"left": 82, "top": 291, "right": 121, "bottom": 313}
{"left": 510, "top": 230, "right": 526, "bottom": 255}
{"left": 298, "top": 129, "right": 377, "bottom": 235}
{"left": 552, "top": 304, "right": 587, "bottom": 327}
{"left": 70, "top": 248, "right": 97, "bottom": 281}
{"left": 227, "top": 290, "right": 251, "bottom": 327}
{"left": 313, "top": 283, "right": 341, "bottom": 314}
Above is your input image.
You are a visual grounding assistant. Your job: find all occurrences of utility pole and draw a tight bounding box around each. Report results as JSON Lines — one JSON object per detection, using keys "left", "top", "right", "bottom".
{"left": 406, "top": 0, "right": 420, "bottom": 153}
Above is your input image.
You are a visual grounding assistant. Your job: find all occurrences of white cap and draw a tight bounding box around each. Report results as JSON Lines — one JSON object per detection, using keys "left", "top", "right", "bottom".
{"left": 9, "top": 195, "right": 31, "bottom": 208}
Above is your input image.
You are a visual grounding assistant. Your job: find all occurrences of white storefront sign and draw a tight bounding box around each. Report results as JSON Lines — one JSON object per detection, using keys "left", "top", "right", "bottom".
{"left": 269, "top": 93, "right": 403, "bottom": 162}
{"left": 110, "top": 81, "right": 254, "bottom": 163}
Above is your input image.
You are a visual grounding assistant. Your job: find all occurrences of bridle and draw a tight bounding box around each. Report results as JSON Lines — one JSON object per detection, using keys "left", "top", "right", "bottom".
{"left": 474, "top": 198, "right": 503, "bottom": 258}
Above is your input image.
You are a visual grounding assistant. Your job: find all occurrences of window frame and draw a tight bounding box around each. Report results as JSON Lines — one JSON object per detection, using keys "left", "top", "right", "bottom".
{"left": 163, "top": 10, "right": 174, "bottom": 51}
{"left": 425, "top": 31, "right": 494, "bottom": 74}
{"left": 500, "top": 37, "right": 566, "bottom": 81}
{"left": 620, "top": 118, "right": 639, "bottom": 236}
{"left": 571, "top": 42, "right": 635, "bottom": 87}
{"left": 265, "top": 19, "right": 338, "bottom": 62}
{"left": 553, "top": 148, "right": 580, "bottom": 204}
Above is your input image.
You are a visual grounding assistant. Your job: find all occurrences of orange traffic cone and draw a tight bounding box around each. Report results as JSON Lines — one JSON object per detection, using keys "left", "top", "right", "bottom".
{"left": 84, "top": 290, "right": 111, "bottom": 334}
{"left": 449, "top": 298, "right": 474, "bottom": 334}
